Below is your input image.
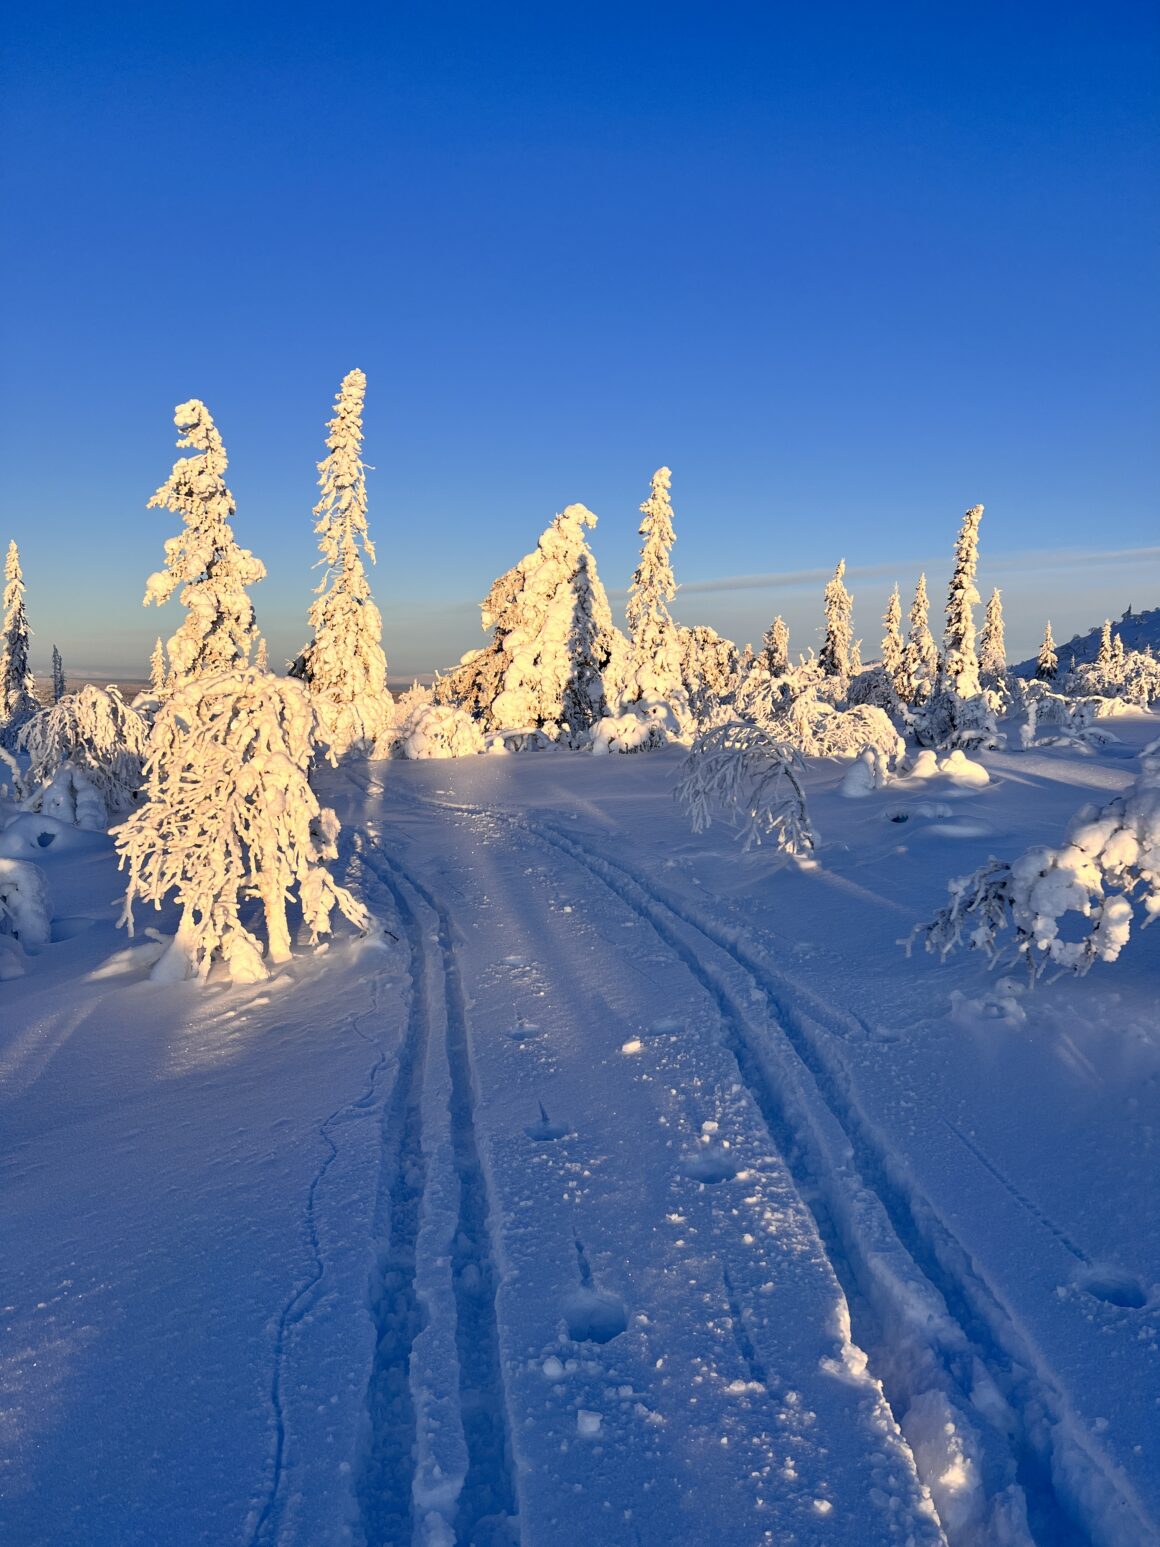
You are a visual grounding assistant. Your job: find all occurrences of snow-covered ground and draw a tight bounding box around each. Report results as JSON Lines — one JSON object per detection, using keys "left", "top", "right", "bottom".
{"left": 2, "top": 722, "right": 1158, "bottom": 1547}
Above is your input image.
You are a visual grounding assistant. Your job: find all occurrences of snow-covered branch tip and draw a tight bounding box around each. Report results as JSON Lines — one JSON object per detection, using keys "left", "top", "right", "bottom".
{"left": 674, "top": 721, "right": 816, "bottom": 858}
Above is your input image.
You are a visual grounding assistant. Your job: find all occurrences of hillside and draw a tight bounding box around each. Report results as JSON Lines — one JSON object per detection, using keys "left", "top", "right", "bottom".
{"left": 1012, "top": 603, "right": 1160, "bottom": 676}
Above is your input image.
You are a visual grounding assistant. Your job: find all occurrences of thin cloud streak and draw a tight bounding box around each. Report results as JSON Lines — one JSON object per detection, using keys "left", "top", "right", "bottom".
{"left": 665, "top": 546, "right": 1160, "bottom": 598}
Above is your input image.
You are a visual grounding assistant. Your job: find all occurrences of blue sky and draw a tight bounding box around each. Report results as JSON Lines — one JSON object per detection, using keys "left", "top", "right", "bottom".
{"left": 1, "top": 2, "right": 1157, "bottom": 678}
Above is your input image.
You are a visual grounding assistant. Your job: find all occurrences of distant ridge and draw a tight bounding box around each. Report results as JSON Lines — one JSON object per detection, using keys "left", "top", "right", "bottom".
{"left": 1012, "top": 604, "right": 1160, "bottom": 677}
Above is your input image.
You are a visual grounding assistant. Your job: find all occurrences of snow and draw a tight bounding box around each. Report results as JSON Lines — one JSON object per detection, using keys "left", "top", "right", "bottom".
{"left": 2, "top": 712, "right": 1159, "bottom": 1546}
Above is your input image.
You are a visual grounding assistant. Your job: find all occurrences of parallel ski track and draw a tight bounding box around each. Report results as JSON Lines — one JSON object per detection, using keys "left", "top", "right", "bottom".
{"left": 353, "top": 822, "right": 520, "bottom": 1546}
{"left": 355, "top": 770, "right": 1156, "bottom": 1547}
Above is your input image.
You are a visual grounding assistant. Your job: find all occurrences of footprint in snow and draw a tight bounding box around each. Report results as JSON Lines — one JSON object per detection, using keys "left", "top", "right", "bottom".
{"left": 681, "top": 1147, "right": 738, "bottom": 1184}
{"left": 1073, "top": 1264, "right": 1149, "bottom": 1310}
{"left": 562, "top": 1287, "right": 628, "bottom": 1344}
{"left": 507, "top": 1023, "right": 540, "bottom": 1042}
{"left": 525, "top": 1103, "right": 569, "bottom": 1141}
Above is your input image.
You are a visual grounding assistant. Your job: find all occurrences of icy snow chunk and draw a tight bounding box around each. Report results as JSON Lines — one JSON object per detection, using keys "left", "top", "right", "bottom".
{"left": 542, "top": 1356, "right": 565, "bottom": 1380}
{"left": 577, "top": 1409, "right": 602, "bottom": 1437}
{"left": 939, "top": 750, "right": 990, "bottom": 787}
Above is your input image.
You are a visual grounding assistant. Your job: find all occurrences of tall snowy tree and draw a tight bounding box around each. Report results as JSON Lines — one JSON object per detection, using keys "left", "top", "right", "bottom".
{"left": 1036, "top": 620, "right": 1058, "bottom": 680}
{"left": 0, "top": 541, "right": 39, "bottom": 746}
{"left": 144, "top": 400, "right": 265, "bottom": 682}
{"left": 622, "top": 466, "right": 684, "bottom": 713}
{"left": 979, "top": 588, "right": 1006, "bottom": 678}
{"left": 881, "top": 585, "right": 905, "bottom": 696}
{"left": 1095, "top": 620, "right": 1113, "bottom": 674}
{"left": 904, "top": 572, "right": 939, "bottom": 702}
{"left": 149, "top": 637, "right": 167, "bottom": 695}
{"left": 762, "top": 615, "right": 789, "bottom": 676}
{"left": 114, "top": 669, "right": 369, "bottom": 984}
{"left": 436, "top": 504, "right": 621, "bottom": 741}
{"left": 818, "top": 559, "right": 854, "bottom": 681}
{"left": 939, "top": 504, "right": 984, "bottom": 700}
{"left": 293, "top": 368, "right": 392, "bottom": 756}
{"left": 51, "top": 645, "right": 65, "bottom": 704}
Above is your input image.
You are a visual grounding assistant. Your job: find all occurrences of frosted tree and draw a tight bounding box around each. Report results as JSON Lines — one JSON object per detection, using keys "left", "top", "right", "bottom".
{"left": 762, "top": 615, "right": 789, "bottom": 676}
{"left": 114, "top": 669, "right": 369, "bottom": 984}
{"left": 940, "top": 504, "right": 984, "bottom": 700}
{"left": 1095, "top": 620, "right": 1113, "bottom": 674}
{"left": 143, "top": 400, "right": 265, "bottom": 682}
{"left": 1112, "top": 632, "right": 1126, "bottom": 679}
{"left": 294, "top": 369, "right": 392, "bottom": 756}
{"left": 881, "top": 585, "right": 905, "bottom": 697}
{"left": 149, "top": 637, "right": 168, "bottom": 695}
{"left": 19, "top": 685, "right": 148, "bottom": 829}
{"left": 904, "top": 572, "right": 939, "bottom": 702}
{"left": 434, "top": 504, "right": 620, "bottom": 742}
{"left": 622, "top": 466, "right": 685, "bottom": 715}
{"left": 1036, "top": 621, "right": 1058, "bottom": 681}
{"left": 0, "top": 541, "right": 39, "bottom": 747}
{"left": 51, "top": 645, "right": 65, "bottom": 704}
{"left": 675, "top": 722, "right": 815, "bottom": 857}
{"left": 818, "top": 559, "right": 854, "bottom": 682}
{"left": 979, "top": 588, "right": 1006, "bottom": 678}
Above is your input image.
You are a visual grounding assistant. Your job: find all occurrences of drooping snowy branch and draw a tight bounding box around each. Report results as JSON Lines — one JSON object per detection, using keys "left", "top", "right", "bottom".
{"left": 675, "top": 721, "right": 815, "bottom": 856}
{"left": 114, "top": 669, "right": 369, "bottom": 984}
{"left": 144, "top": 400, "right": 266, "bottom": 682}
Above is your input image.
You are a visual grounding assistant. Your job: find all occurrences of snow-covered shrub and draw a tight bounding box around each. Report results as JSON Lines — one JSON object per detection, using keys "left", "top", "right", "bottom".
{"left": 484, "top": 727, "right": 557, "bottom": 754}
{"left": 846, "top": 665, "right": 899, "bottom": 714}
{"left": 392, "top": 701, "right": 485, "bottom": 760}
{"left": 0, "top": 857, "right": 52, "bottom": 950}
{"left": 1019, "top": 685, "right": 1132, "bottom": 750}
{"left": 677, "top": 624, "right": 741, "bottom": 725}
{"left": 590, "top": 710, "right": 669, "bottom": 754}
{"left": 23, "top": 765, "right": 108, "bottom": 830}
{"left": 114, "top": 669, "right": 369, "bottom": 984}
{"left": 144, "top": 400, "right": 266, "bottom": 682}
{"left": 914, "top": 738, "right": 1160, "bottom": 978}
{"left": 675, "top": 722, "right": 815, "bottom": 856}
{"left": 1069, "top": 647, "right": 1160, "bottom": 707}
{"left": 840, "top": 747, "right": 892, "bottom": 797}
{"left": 435, "top": 504, "right": 621, "bottom": 742}
{"left": 292, "top": 369, "right": 393, "bottom": 756}
{"left": 784, "top": 690, "right": 905, "bottom": 763}
{"left": 0, "top": 745, "right": 20, "bottom": 800}
{"left": 18, "top": 685, "right": 147, "bottom": 823}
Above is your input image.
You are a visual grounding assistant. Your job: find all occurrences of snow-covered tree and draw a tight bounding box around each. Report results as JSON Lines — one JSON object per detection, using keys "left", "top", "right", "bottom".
{"left": 940, "top": 504, "right": 984, "bottom": 700}
{"left": 51, "top": 646, "right": 65, "bottom": 704}
{"left": 144, "top": 400, "right": 265, "bottom": 682}
{"left": 762, "top": 615, "right": 789, "bottom": 677}
{"left": 675, "top": 721, "right": 815, "bottom": 857}
{"left": 622, "top": 467, "right": 684, "bottom": 711}
{"left": 435, "top": 504, "right": 620, "bottom": 742}
{"left": 19, "top": 685, "right": 148, "bottom": 828}
{"left": 675, "top": 625, "right": 742, "bottom": 727}
{"left": 1, "top": 541, "right": 38, "bottom": 747}
{"left": 293, "top": 369, "right": 392, "bottom": 756}
{"left": 904, "top": 572, "right": 939, "bottom": 703}
{"left": 979, "top": 588, "right": 1006, "bottom": 678}
{"left": 818, "top": 559, "right": 854, "bottom": 682}
{"left": 1095, "top": 619, "right": 1113, "bottom": 674}
{"left": 114, "top": 669, "right": 369, "bottom": 984}
{"left": 149, "top": 637, "right": 167, "bottom": 695}
{"left": 1036, "top": 621, "right": 1058, "bottom": 681}
{"left": 1112, "top": 632, "right": 1126, "bottom": 678}
{"left": 881, "top": 585, "right": 905, "bottom": 698}
{"left": 914, "top": 737, "right": 1160, "bottom": 978}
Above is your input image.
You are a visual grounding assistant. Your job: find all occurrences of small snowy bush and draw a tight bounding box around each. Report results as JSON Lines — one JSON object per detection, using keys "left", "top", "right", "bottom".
{"left": 675, "top": 722, "right": 815, "bottom": 856}
{"left": 114, "top": 669, "right": 369, "bottom": 984}
{"left": 18, "top": 685, "right": 147, "bottom": 824}
{"left": 784, "top": 691, "right": 905, "bottom": 763}
{"left": 590, "top": 710, "right": 669, "bottom": 754}
{"left": 0, "top": 857, "right": 52, "bottom": 950}
{"left": 914, "top": 738, "right": 1160, "bottom": 978}
{"left": 393, "top": 701, "right": 485, "bottom": 760}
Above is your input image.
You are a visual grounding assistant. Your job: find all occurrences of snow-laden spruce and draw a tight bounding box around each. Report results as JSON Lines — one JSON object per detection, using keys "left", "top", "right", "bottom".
{"left": 880, "top": 584, "right": 906, "bottom": 701}
{"left": 677, "top": 624, "right": 741, "bottom": 726}
{"left": 435, "top": 504, "right": 621, "bottom": 742}
{"left": 915, "top": 737, "right": 1160, "bottom": 979}
{"left": 114, "top": 670, "right": 369, "bottom": 983}
{"left": 51, "top": 645, "right": 65, "bottom": 705}
{"left": 675, "top": 721, "right": 815, "bottom": 856}
{"left": 144, "top": 400, "right": 266, "bottom": 681}
{"left": 292, "top": 369, "right": 392, "bottom": 757}
{"left": 762, "top": 614, "right": 789, "bottom": 676}
{"left": 915, "top": 506, "right": 996, "bottom": 748}
{"left": 979, "top": 588, "right": 1006, "bottom": 678}
{"left": 904, "top": 572, "right": 938, "bottom": 704}
{"left": 818, "top": 559, "right": 854, "bottom": 682}
{"left": 1, "top": 541, "right": 39, "bottom": 748}
{"left": 18, "top": 685, "right": 148, "bottom": 830}
{"left": 621, "top": 467, "right": 688, "bottom": 729}
{"left": 1036, "top": 620, "right": 1058, "bottom": 681}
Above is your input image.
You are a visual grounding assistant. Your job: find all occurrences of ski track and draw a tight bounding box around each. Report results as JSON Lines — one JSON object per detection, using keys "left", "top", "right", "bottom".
{"left": 352, "top": 818, "right": 520, "bottom": 1547}
{"left": 248, "top": 987, "right": 391, "bottom": 1547}
{"left": 357, "top": 773, "right": 1156, "bottom": 1547}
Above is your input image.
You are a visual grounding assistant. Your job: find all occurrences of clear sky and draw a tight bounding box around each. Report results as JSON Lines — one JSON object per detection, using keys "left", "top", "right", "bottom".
{"left": 1, "top": 1, "right": 1157, "bottom": 679}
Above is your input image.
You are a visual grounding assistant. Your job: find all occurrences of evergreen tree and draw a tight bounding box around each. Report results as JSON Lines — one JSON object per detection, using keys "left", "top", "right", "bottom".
{"left": 144, "top": 400, "right": 265, "bottom": 681}
{"left": 905, "top": 572, "right": 939, "bottom": 701}
{"left": 1096, "top": 619, "right": 1113, "bottom": 673}
{"left": 149, "top": 637, "right": 167, "bottom": 695}
{"left": 818, "top": 559, "right": 854, "bottom": 681}
{"left": 881, "top": 584, "right": 905, "bottom": 696}
{"left": 254, "top": 636, "right": 269, "bottom": 674}
{"left": 295, "top": 369, "right": 392, "bottom": 755}
{"left": 939, "top": 504, "right": 984, "bottom": 700}
{"left": 623, "top": 466, "right": 683, "bottom": 710}
{"left": 1036, "top": 620, "right": 1058, "bottom": 680}
{"left": 1111, "top": 632, "right": 1126, "bottom": 678}
{"left": 979, "top": 588, "right": 1006, "bottom": 677}
{"left": 762, "top": 615, "right": 789, "bottom": 676}
{"left": 51, "top": 645, "right": 65, "bottom": 704}
{"left": 0, "top": 540, "right": 38, "bottom": 746}
{"left": 436, "top": 504, "right": 620, "bottom": 741}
